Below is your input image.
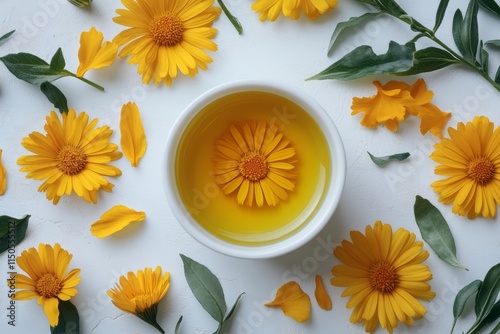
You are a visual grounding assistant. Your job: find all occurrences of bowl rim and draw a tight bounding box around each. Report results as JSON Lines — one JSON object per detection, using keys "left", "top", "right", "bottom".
{"left": 163, "top": 80, "right": 346, "bottom": 259}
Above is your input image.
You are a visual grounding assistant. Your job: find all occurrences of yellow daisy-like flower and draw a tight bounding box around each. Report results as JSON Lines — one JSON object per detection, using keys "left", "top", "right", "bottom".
{"left": 91, "top": 205, "right": 146, "bottom": 238}
{"left": 265, "top": 281, "right": 311, "bottom": 322}
{"left": 108, "top": 267, "right": 170, "bottom": 333}
{"left": 331, "top": 221, "right": 435, "bottom": 334}
{"left": 0, "top": 149, "right": 6, "bottom": 195}
{"left": 9, "top": 243, "right": 81, "bottom": 327}
{"left": 17, "top": 109, "right": 122, "bottom": 205}
{"left": 252, "top": 0, "right": 338, "bottom": 21}
{"left": 77, "top": 26, "right": 118, "bottom": 78}
{"left": 113, "top": 0, "right": 221, "bottom": 86}
{"left": 431, "top": 116, "right": 500, "bottom": 218}
{"left": 213, "top": 120, "right": 297, "bottom": 207}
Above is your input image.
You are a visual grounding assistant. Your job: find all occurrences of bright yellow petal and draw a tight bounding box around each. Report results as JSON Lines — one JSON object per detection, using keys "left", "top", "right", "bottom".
{"left": 314, "top": 275, "right": 332, "bottom": 310}
{"left": 90, "top": 205, "right": 146, "bottom": 238}
{"left": 265, "top": 281, "right": 311, "bottom": 322}
{"left": 43, "top": 297, "right": 60, "bottom": 327}
{"left": 77, "top": 27, "right": 118, "bottom": 77}
{"left": 0, "top": 149, "right": 6, "bottom": 195}
{"left": 120, "top": 102, "right": 147, "bottom": 167}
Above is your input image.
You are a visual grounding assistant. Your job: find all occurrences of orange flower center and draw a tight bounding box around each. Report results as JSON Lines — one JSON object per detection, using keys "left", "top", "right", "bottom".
{"left": 239, "top": 152, "right": 269, "bottom": 182}
{"left": 468, "top": 158, "right": 495, "bottom": 185}
{"left": 36, "top": 273, "right": 62, "bottom": 298}
{"left": 57, "top": 145, "right": 87, "bottom": 175}
{"left": 370, "top": 262, "right": 398, "bottom": 293}
{"left": 149, "top": 13, "right": 184, "bottom": 47}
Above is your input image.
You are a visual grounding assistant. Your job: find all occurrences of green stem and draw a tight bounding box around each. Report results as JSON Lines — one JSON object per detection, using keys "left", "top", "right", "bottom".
{"left": 65, "top": 71, "right": 105, "bottom": 91}
{"left": 217, "top": 0, "right": 243, "bottom": 35}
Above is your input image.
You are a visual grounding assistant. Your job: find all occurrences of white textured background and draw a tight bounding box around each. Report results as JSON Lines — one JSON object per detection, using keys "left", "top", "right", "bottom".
{"left": 1, "top": 0, "right": 499, "bottom": 333}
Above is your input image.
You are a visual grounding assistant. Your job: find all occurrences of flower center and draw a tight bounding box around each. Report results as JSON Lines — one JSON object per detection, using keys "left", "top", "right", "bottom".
{"left": 370, "top": 262, "right": 398, "bottom": 293}
{"left": 239, "top": 152, "right": 269, "bottom": 182}
{"left": 468, "top": 158, "right": 495, "bottom": 185}
{"left": 149, "top": 13, "right": 184, "bottom": 47}
{"left": 35, "top": 273, "right": 62, "bottom": 298}
{"left": 57, "top": 145, "right": 87, "bottom": 175}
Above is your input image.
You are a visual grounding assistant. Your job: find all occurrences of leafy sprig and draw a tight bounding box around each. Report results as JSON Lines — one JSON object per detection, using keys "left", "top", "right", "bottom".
{"left": 310, "top": 0, "right": 500, "bottom": 92}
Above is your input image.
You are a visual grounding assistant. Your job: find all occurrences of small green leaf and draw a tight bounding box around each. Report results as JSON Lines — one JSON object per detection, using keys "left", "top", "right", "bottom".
{"left": 327, "top": 12, "right": 383, "bottom": 55}
{"left": 224, "top": 292, "right": 245, "bottom": 323}
{"left": 50, "top": 300, "right": 80, "bottom": 334}
{"left": 452, "top": 10, "right": 467, "bottom": 56}
{"left": 50, "top": 48, "right": 66, "bottom": 72}
{"left": 495, "top": 66, "right": 500, "bottom": 84}
{"left": 451, "top": 280, "right": 482, "bottom": 334}
{"left": 367, "top": 151, "right": 410, "bottom": 166}
{"left": 470, "top": 299, "right": 500, "bottom": 334}
{"left": 480, "top": 41, "right": 489, "bottom": 72}
{"left": 434, "top": 0, "right": 450, "bottom": 31}
{"left": 397, "top": 47, "right": 459, "bottom": 75}
{"left": 479, "top": 0, "right": 500, "bottom": 18}
{"left": 413, "top": 196, "right": 468, "bottom": 270}
{"left": 217, "top": 0, "right": 243, "bottom": 35}
{"left": 180, "top": 254, "right": 227, "bottom": 323}
{"left": 475, "top": 263, "right": 500, "bottom": 324}
{"left": 175, "top": 315, "right": 183, "bottom": 334}
{"left": 461, "top": 0, "right": 480, "bottom": 62}
{"left": 0, "top": 215, "right": 30, "bottom": 254}
{"left": 309, "top": 41, "right": 415, "bottom": 81}
{"left": 40, "top": 82, "right": 69, "bottom": 113}
{"left": 0, "top": 30, "right": 15, "bottom": 44}
{"left": 486, "top": 40, "right": 500, "bottom": 47}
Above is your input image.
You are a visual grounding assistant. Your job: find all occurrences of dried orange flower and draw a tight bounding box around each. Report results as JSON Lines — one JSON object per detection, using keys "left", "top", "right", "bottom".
{"left": 265, "top": 281, "right": 311, "bottom": 322}
{"left": 314, "top": 275, "right": 332, "bottom": 310}
{"left": 351, "top": 79, "right": 450, "bottom": 137}
{"left": 213, "top": 120, "right": 297, "bottom": 207}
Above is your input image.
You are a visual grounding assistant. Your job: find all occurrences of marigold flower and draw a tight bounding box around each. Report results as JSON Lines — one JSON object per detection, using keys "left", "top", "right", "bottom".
{"left": 8, "top": 243, "right": 81, "bottom": 327}
{"left": 265, "top": 281, "right": 311, "bottom": 322}
{"left": 0, "top": 149, "right": 6, "bottom": 195}
{"left": 314, "top": 274, "right": 332, "bottom": 310}
{"left": 331, "top": 221, "right": 435, "bottom": 333}
{"left": 108, "top": 267, "right": 170, "bottom": 333}
{"left": 17, "top": 110, "right": 122, "bottom": 205}
{"left": 252, "top": 0, "right": 338, "bottom": 21}
{"left": 213, "top": 120, "right": 297, "bottom": 207}
{"left": 113, "top": 0, "right": 221, "bottom": 86}
{"left": 91, "top": 205, "right": 146, "bottom": 238}
{"left": 431, "top": 116, "right": 500, "bottom": 218}
{"left": 120, "top": 102, "right": 147, "bottom": 167}
{"left": 77, "top": 27, "right": 118, "bottom": 77}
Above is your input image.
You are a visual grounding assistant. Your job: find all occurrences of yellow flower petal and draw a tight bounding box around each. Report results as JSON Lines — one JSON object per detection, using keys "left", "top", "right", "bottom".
{"left": 90, "top": 205, "right": 146, "bottom": 238}
{"left": 0, "top": 149, "right": 6, "bottom": 195}
{"left": 265, "top": 281, "right": 311, "bottom": 322}
{"left": 120, "top": 102, "right": 147, "bottom": 167}
{"left": 252, "top": 0, "right": 338, "bottom": 21}
{"left": 314, "top": 274, "right": 332, "bottom": 310}
{"left": 77, "top": 27, "right": 118, "bottom": 77}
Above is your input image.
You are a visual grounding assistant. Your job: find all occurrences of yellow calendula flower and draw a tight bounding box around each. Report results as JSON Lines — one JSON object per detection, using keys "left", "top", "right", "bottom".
{"left": 18, "top": 109, "right": 122, "bottom": 205}
{"left": 108, "top": 267, "right": 170, "bottom": 333}
{"left": 331, "top": 221, "right": 435, "bottom": 334}
{"left": 91, "top": 205, "right": 146, "bottom": 238}
{"left": 213, "top": 120, "right": 297, "bottom": 207}
{"left": 9, "top": 243, "right": 81, "bottom": 327}
{"left": 265, "top": 281, "right": 311, "bottom": 322}
{"left": 314, "top": 274, "right": 332, "bottom": 310}
{"left": 77, "top": 26, "right": 118, "bottom": 77}
{"left": 252, "top": 0, "right": 338, "bottom": 21}
{"left": 0, "top": 149, "right": 6, "bottom": 195}
{"left": 431, "top": 116, "right": 500, "bottom": 218}
{"left": 120, "top": 102, "right": 147, "bottom": 167}
{"left": 113, "top": 0, "right": 221, "bottom": 86}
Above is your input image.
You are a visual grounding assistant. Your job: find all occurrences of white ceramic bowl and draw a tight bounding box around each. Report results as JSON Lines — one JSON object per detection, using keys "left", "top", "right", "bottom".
{"left": 163, "top": 80, "right": 346, "bottom": 259}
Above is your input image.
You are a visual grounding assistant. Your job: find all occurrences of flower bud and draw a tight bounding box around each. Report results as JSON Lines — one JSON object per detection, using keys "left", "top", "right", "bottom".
{"left": 67, "top": 0, "right": 93, "bottom": 7}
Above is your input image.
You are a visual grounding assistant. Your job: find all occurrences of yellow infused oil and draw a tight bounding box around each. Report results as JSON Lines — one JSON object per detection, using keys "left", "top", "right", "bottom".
{"left": 175, "top": 91, "right": 331, "bottom": 245}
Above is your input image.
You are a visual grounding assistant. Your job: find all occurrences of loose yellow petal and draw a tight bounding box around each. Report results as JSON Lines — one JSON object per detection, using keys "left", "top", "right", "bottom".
{"left": 265, "top": 281, "right": 311, "bottom": 322}
{"left": 0, "top": 149, "right": 6, "bottom": 195}
{"left": 77, "top": 27, "right": 118, "bottom": 77}
{"left": 315, "top": 274, "right": 332, "bottom": 310}
{"left": 120, "top": 102, "right": 147, "bottom": 167}
{"left": 90, "top": 205, "right": 146, "bottom": 238}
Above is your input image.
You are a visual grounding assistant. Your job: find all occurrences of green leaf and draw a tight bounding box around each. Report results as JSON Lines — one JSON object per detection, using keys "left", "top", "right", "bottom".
{"left": 434, "top": 0, "right": 450, "bottom": 31}
{"left": 309, "top": 41, "right": 415, "bottom": 81}
{"left": 377, "top": 0, "right": 407, "bottom": 17}
{"left": 367, "top": 151, "right": 410, "bottom": 166}
{"left": 0, "top": 215, "right": 30, "bottom": 254}
{"left": 451, "top": 280, "right": 482, "bottom": 334}
{"left": 470, "top": 299, "right": 500, "bottom": 334}
{"left": 452, "top": 10, "right": 467, "bottom": 56}
{"left": 474, "top": 263, "right": 500, "bottom": 325}
{"left": 0, "top": 30, "right": 15, "bottom": 44}
{"left": 327, "top": 12, "right": 383, "bottom": 55}
{"left": 461, "top": 0, "right": 480, "bottom": 61}
{"left": 0, "top": 52, "right": 70, "bottom": 85}
{"left": 40, "top": 82, "right": 69, "bottom": 113}
{"left": 180, "top": 254, "right": 227, "bottom": 323}
{"left": 413, "top": 196, "right": 468, "bottom": 270}
{"left": 486, "top": 40, "right": 500, "bottom": 47}
{"left": 224, "top": 292, "right": 245, "bottom": 323}
{"left": 397, "top": 47, "right": 459, "bottom": 75}
{"left": 480, "top": 41, "right": 489, "bottom": 72}
{"left": 50, "top": 48, "right": 66, "bottom": 72}
{"left": 175, "top": 316, "right": 183, "bottom": 334}
{"left": 217, "top": 0, "right": 243, "bottom": 35}
{"left": 495, "top": 66, "right": 500, "bottom": 84}
{"left": 50, "top": 300, "right": 80, "bottom": 334}
{"left": 479, "top": 0, "right": 500, "bottom": 17}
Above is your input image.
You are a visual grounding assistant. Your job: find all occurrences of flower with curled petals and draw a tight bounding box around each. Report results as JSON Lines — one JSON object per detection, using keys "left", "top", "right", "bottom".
{"left": 212, "top": 120, "right": 297, "bottom": 207}
{"left": 252, "top": 0, "right": 338, "bottom": 21}
{"left": 8, "top": 243, "right": 81, "bottom": 327}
